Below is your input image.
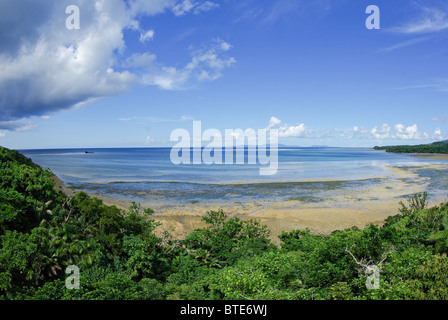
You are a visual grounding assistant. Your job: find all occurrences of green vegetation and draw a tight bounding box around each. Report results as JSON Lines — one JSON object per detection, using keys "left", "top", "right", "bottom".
{"left": 1, "top": 145, "right": 448, "bottom": 300}
{"left": 373, "top": 140, "right": 448, "bottom": 154}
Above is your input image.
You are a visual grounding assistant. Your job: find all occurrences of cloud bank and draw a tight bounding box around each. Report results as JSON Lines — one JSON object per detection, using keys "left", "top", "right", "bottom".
{"left": 266, "top": 117, "right": 444, "bottom": 142}
{"left": 353, "top": 123, "right": 444, "bottom": 141}
{"left": 0, "top": 0, "right": 229, "bottom": 129}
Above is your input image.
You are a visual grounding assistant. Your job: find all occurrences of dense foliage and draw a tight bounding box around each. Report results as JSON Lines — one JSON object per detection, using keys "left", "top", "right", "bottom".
{"left": 373, "top": 140, "right": 448, "bottom": 154}
{"left": 1, "top": 146, "right": 448, "bottom": 300}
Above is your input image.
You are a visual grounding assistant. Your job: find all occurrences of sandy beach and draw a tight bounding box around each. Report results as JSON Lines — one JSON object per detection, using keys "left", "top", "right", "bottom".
{"left": 50, "top": 163, "right": 448, "bottom": 244}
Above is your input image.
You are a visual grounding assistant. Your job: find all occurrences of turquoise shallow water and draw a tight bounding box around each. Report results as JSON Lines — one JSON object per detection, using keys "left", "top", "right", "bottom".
{"left": 20, "top": 147, "right": 448, "bottom": 204}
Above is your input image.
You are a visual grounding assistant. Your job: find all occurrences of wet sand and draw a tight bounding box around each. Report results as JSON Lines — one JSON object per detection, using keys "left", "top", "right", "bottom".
{"left": 150, "top": 166, "right": 430, "bottom": 242}
{"left": 50, "top": 164, "right": 448, "bottom": 244}
{"left": 411, "top": 153, "right": 448, "bottom": 160}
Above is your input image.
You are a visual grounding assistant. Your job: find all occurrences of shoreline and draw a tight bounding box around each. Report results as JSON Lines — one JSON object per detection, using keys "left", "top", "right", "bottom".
{"left": 410, "top": 153, "right": 448, "bottom": 160}
{"left": 49, "top": 163, "right": 446, "bottom": 244}
{"left": 84, "top": 174, "right": 393, "bottom": 186}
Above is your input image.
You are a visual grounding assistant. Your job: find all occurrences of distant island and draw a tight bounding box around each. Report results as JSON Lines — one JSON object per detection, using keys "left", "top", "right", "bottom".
{"left": 373, "top": 140, "right": 448, "bottom": 154}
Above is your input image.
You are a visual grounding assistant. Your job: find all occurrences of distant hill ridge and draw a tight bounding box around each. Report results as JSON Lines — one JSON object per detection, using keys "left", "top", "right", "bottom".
{"left": 373, "top": 140, "right": 448, "bottom": 154}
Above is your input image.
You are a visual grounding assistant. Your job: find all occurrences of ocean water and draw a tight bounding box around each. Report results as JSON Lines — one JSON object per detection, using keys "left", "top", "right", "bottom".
{"left": 19, "top": 147, "right": 448, "bottom": 204}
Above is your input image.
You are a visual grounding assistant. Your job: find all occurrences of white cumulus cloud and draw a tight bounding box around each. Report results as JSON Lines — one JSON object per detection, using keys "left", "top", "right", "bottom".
{"left": 141, "top": 39, "right": 235, "bottom": 90}
{"left": 371, "top": 123, "right": 391, "bottom": 139}
{"left": 266, "top": 116, "right": 307, "bottom": 138}
{"left": 0, "top": 0, "right": 232, "bottom": 130}
{"left": 432, "top": 127, "right": 444, "bottom": 140}
{"left": 139, "top": 29, "right": 155, "bottom": 43}
{"left": 393, "top": 123, "right": 422, "bottom": 140}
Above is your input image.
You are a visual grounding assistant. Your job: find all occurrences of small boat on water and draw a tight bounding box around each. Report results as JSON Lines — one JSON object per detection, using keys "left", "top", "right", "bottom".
{"left": 84, "top": 151, "right": 94, "bottom": 154}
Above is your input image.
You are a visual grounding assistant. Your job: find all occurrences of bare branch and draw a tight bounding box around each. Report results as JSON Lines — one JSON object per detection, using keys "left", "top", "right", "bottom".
{"left": 345, "top": 244, "right": 394, "bottom": 273}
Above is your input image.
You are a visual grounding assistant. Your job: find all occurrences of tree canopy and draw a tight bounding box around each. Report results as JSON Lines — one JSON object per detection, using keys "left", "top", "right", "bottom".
{"left": 373, "top": 140, "right": 448, "bottom": 154}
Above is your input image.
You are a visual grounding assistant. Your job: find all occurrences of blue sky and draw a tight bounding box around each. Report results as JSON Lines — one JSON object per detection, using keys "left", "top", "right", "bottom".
{"left": 0, "top": 0, "right": 447, "bottom": 149}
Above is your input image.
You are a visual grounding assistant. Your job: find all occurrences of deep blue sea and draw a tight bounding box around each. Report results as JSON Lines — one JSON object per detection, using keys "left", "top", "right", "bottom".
{"left": 19, "top": 147, "right": 448, "bottom": 204}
